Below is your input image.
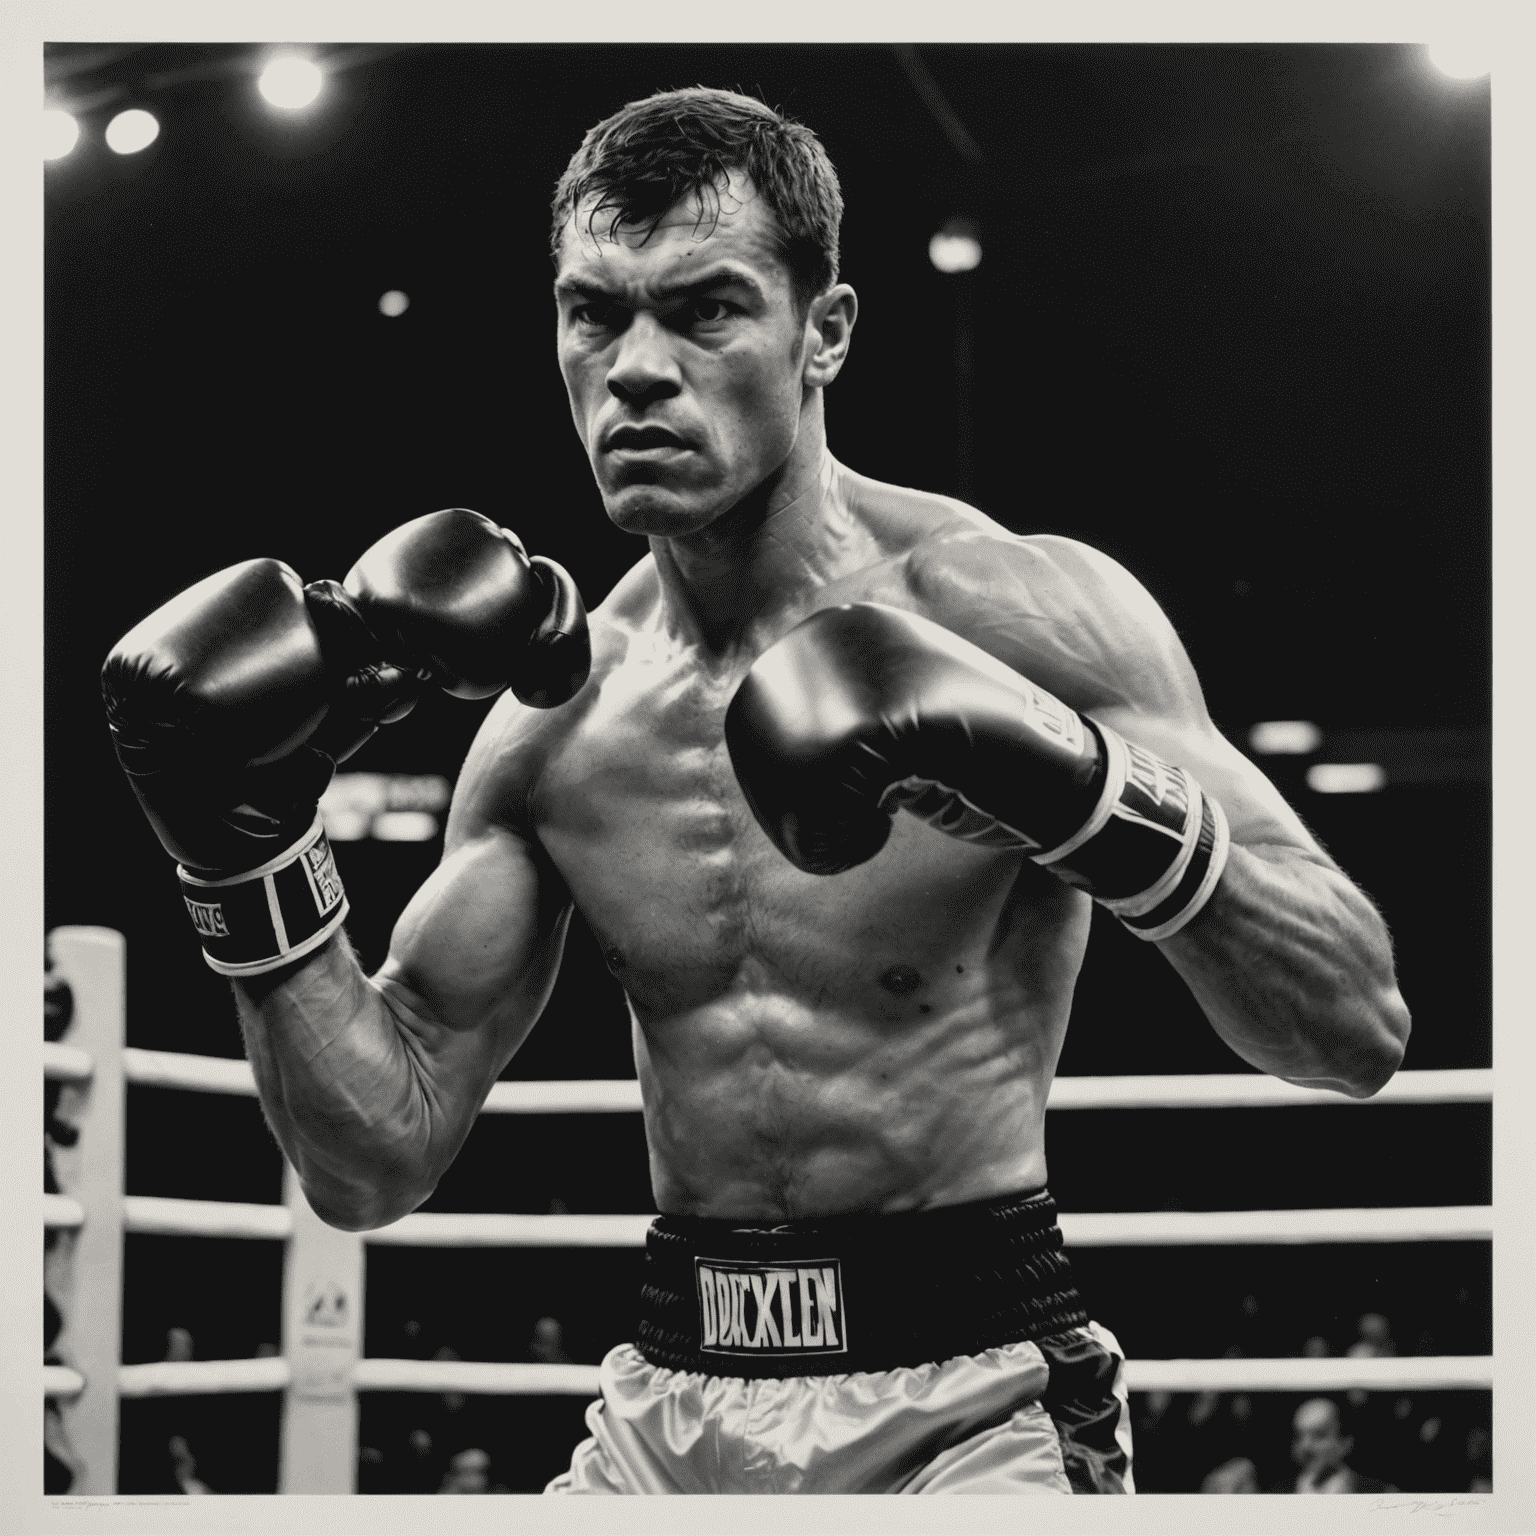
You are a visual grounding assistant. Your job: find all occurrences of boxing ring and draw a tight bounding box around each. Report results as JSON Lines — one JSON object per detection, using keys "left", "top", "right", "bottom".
{"left": 42, "top": 925, "right": 1494, "bottom": 1494}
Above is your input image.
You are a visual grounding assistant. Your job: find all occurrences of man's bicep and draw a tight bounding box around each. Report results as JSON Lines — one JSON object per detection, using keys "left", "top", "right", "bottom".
{"left": 381, "top": 819, "right": 572, "bottom": 1059}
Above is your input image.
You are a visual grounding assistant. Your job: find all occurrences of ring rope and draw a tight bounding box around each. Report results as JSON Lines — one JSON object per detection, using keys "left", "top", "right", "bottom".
{"left": 45, "top": 1367, "right": 86, "bottom": 1398}
{"left": 55, "top": 1044, "right": 1491, "bottom": 1112}
{"left": 125, "top": 1195, "right": 294, "bottom": 1241}
{"left": 46, "top": 1352, "right": 1493, "bottom": 1401}
{"left": 42, "top": 1041, "right": 93, "bottom": 1083}
{"left": 116, "top": 1357, "right": 292, "bottom": 1399}
{"left": 107, "top": 1199, "right": 1492, "bottom": 1247}
{"left": 45, "top": 1194, "right": 85, "bottom": 1230}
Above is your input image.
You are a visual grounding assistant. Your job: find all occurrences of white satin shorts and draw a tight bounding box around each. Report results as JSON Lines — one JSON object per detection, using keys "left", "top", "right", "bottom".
{"left": 545, "top": 1320, "right": 1134, "bottom": 1495}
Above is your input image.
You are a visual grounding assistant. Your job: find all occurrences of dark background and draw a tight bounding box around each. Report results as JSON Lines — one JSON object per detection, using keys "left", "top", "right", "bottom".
{"left": 44, "top": 43, "right": 1490, "bottom": 1494}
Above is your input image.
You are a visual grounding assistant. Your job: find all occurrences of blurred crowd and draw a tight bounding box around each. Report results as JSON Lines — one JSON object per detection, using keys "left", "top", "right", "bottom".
{"left": 115, "top": 1315, "right": 582, "bottom": 1494}
{"left": 1131, "top": 1304, "right": 1493, "bottom": 1493}
{"left": 354, "top": 1314, "right": 580, "bottom": 1494}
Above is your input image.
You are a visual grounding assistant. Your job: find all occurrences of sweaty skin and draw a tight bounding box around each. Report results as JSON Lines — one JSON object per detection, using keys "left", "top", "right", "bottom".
{"left": 450, "top": 465, "right": 1093, "bottom": 1218}
{"left": 233, "top": 175, "right": 1408, "bottom": 1231}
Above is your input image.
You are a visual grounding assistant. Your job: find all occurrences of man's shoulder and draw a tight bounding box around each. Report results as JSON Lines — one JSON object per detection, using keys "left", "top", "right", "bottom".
{"left": 901, "top": 520, "right": 1151, "bottom": 628}
{"left": 837, "top": 478, "right": 1194, "bottom": 715}
{"left": 835, "top": 466, "right": 1119, "bottom": 605}
{"left": 902, "top": 526, "right": 1175, "bottom": 679}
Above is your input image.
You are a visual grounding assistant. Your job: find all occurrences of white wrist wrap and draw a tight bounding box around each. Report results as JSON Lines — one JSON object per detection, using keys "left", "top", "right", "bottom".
{"left": 1033, "top": 720, "right": 1230, "bottom": 942}
{"left": 177, "top": 816, "right": 349, "bottom": 976}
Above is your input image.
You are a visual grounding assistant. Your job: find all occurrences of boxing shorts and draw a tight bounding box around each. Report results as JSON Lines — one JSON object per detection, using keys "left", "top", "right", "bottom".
{"left": 545, "top": 1189, "right": 1133, "bottom": 1495}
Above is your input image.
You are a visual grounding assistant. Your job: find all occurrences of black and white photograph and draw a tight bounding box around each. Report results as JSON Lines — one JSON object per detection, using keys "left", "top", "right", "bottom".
{"left": 19, "top": 14, "right": 1526, "bottom": 1528}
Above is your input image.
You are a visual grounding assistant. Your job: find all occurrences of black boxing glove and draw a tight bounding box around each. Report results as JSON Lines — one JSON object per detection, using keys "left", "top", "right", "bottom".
{"left": 102, "top": 513, "right": 590, "bottom": 977}
{"left": 339, "top": 507, "right": 590, "bottom": 709}
{"left": 724, "top": 603, "right": 1229, "bottom": 942}
{"left": 103, "top": 559, "right": 354, "bottom": 976}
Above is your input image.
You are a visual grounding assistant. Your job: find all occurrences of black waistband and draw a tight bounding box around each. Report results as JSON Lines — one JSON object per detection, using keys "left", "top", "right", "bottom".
{"left": 634, "top": 1188, "right": 1089, "bottom": 1379}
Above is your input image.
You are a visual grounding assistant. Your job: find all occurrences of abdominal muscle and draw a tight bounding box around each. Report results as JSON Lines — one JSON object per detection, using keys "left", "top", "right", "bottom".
{"left": 533, "top": 602, "right": 1096, "bottom": 1223}
{"left": 635, "top": 984, "right": 1065, "bottom": 1221}
{"left": 609, "top": 836, "right": 1093, "bottom": 1222}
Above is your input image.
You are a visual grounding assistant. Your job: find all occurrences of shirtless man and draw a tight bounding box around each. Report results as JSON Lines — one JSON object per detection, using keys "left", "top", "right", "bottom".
{"left": 102, "top": 88, "right": 1411, "bottom": 1495}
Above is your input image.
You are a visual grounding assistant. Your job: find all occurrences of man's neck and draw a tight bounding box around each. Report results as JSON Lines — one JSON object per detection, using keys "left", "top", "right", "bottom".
{"left": 648, "top": 406, "right": 871, "bottom": 654}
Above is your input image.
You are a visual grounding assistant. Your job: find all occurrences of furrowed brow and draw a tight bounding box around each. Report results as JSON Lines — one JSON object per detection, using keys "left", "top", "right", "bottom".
{"left": 553, "top": 277, "right": 615, "bottom": 303}
{"left": 651, "top": 267, "right": 768, "bottom": 305}
{"left": 553, "top": 267, "right": 767, "bottom": 307}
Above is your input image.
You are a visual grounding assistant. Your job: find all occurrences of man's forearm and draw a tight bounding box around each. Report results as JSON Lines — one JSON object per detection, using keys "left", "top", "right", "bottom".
{"left": 1161, "top": 843, "right": 1411, "bottom": 1096}
{"left": 233, "top": 931, "right": 437, "bottom": 1229}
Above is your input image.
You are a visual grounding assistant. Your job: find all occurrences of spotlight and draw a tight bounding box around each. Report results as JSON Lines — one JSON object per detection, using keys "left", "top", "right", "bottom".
{"left": 378, "top": 290, "right": 410, "bottom": 318}
{"left": 105, "top": 109, "right": 159, "bottom": 156}
{"left": 1248, "top": 721, "right": 1323, "bottom": 755}
{"left": 372, "top": 811, "right": 440, "bottom": 843}
{"left": 259, "top": 55, "right": 324, "bottom": 110}
{"left": 1426, "top": 41, "right": 1491, "bottom": 80}
{"left": 43, "top": 109, "right": 80, "bottom": 161}
{"left": 1306, "top": 763, "right": 1386, "bottom": 795}
{"left": 929, "top": 217, "right": 982, "bottom": 275}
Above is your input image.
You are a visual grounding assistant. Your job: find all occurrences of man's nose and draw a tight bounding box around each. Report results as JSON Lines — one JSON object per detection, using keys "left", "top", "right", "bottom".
{"left": 606, "top": 312, "right": 682, "bottom": 405}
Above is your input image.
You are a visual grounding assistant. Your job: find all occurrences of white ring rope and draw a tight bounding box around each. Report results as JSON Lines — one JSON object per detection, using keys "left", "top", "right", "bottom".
{"left": 125, "top": 1195, "right": 293, "bottom": 1241}
{"left": 365, "top": 1211, "right": 653, "bottom": 1247}
{"left": 1043, "top": 1069, "right": 1491, "bottom": 1110}
{"left": 93, "top": 1048, "right": 1491, "bottom": 1111}
{"left": 1062, "top": 1205, "right": 1492, "bottom": 1247}
{"left": 353, "top": 1359, "right": 603, "bottom": 1396}
{"left": 45, "top": 1194, "right": 85, "bottom": 1230}
{"left": 1121, "top": 1356, "right": 1493, "bottom": 1394}
{"left": 121, "top": 1046, "right": 260, "bottom": 1096}
{"left": 113, "top": 1200, "right": 1491, "bottom": 1248}
{"left": 46, "top": 1353, "right": 1493, "bottom": 1401}
{"left": 117, "top": 1357, "right": 292, "bottom": 1399}
{"left": 46, "top": 1367, "right": 86, "bottom": 1399}
{"left": 43, "top": 1041, "right": 94, "bottom": 1083}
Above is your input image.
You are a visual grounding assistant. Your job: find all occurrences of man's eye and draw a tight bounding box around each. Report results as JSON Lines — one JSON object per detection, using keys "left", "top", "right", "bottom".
{"left": 690, "top": 298, "right": 732, "bottom": 323}
{"left": 573, "top": 303, "right": 619, "bottom": 328}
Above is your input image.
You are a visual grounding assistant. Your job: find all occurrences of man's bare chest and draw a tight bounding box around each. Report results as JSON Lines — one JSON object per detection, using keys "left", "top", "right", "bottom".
{"left": 526, "top": 628, "right": 1062, "bottom": 1010}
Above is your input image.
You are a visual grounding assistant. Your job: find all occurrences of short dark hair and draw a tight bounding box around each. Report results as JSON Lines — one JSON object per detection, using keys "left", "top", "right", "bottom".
{"left": 551, "top": 87, "right": 843, "bottom": 311}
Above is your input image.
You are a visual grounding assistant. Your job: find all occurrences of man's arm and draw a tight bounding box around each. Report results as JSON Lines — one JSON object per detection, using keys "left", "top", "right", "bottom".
{"left": 234, "top": 708, "right": 573, "bottom": 1229}
{"left": 918, "top": 529, "right": 1412, "bottom": 1096}
{"left": 1093, "top": 702, "right": 1409, "bottom": 1096}
{"left": 102, "top": 509, "right": 591, "bottom": 1232}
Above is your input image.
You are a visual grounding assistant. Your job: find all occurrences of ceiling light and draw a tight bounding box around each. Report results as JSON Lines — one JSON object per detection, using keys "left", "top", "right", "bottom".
{"left": 105, "top": 109, "right": 159, "bottom": 156}
{"left": 44, "top": 109, "right": 80, "bottom": 161}
{"left": 259, "top": 55, "right": 325, "bottom": 110}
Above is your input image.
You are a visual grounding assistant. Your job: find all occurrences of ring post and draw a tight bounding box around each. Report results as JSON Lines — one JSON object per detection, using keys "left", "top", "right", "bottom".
{"left": 49, "top": 926, "right": 127, "bottom": 1495}
{"left": 278, "top": 1163, "right": 364, "bottom": 1492}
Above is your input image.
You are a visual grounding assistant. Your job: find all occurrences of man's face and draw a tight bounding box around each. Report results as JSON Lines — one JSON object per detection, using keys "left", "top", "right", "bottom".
{"left": 554, "top": 175, "right": 813, "bottom": 538}
{"left": 1291, "top": 1400, "right": 1349, "bottom": 1473}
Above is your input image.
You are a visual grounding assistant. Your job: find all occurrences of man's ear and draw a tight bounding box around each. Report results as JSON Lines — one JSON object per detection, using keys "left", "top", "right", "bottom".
{"left": 802, "top": 284, "right": 858, "bottom": 389}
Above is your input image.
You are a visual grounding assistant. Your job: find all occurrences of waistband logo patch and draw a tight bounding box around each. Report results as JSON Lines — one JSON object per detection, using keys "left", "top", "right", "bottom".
{"left": 695, "top": 1258, "right": 846, "bottom": 1358}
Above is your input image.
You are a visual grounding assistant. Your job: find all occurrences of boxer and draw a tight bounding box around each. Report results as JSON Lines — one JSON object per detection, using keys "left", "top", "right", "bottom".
{"left": 104, "top": 88, "right": 1410, "bottom": 1494}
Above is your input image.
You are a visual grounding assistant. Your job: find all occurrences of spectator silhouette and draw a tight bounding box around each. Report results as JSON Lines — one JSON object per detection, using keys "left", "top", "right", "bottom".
{"left": 1202, "top": 1456, "right": 1260, "bottom": 1493}
{"left": 1274, "top": 1397, "right": 1398, "bottom": 1493}
{"left": 439, "top": 1447, "right": 495, "bottom": 1493}
{"left": 529, "top": 1316, "right": 573, "bottom": 1366}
